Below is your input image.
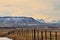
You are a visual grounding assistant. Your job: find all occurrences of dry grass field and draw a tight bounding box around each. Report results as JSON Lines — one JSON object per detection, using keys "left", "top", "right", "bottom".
{"left": 0, "top": 28, "right": 60, "bottom": 40}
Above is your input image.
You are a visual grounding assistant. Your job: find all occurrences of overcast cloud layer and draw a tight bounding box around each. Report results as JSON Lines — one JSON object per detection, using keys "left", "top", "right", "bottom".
{"left": 0, "top": 0, "right": 60, "bottom": 22}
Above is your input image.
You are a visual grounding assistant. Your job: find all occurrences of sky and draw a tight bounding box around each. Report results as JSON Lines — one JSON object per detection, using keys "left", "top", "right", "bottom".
{"left": 0, "top": 0, "right": 60, "bottom": 22}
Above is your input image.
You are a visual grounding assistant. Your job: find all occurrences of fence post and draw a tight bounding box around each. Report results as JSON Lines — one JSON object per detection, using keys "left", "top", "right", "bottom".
{"left": 50, "top": 31, "right": 52, "bottom": 40}
{"left": 41, "top": 31, "right": 43, "bottom": 40}
{"left": 26, "top": 29, "right": 27, "bottom": 40}
{"left": 45, "top": 30, "right": 47, "bottom": 40}
{"left": 37, "top": 30, "right": 39, "bottom": 40}
{"left": 34, "top": 29, "right": 36, "bottom": 40}
{"left": 32, "top": 29, "right": 33, "bottom": 40}
{"left": 21, "top": 28, "right": 23, "bottom": 36}
{"left": 55, "top": 32, "right": 57, "bottom": 40}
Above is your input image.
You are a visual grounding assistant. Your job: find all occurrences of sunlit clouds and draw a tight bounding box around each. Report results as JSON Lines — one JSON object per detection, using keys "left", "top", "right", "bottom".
{"left": 0, "top": 0, "right": 60, "bottom": 22}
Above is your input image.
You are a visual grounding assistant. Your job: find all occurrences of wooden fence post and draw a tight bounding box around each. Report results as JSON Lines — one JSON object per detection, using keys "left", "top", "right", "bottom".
{"left": 50, "top": 31, "right": 52, "bottom": 40}
{"left": 37, "top": 30, "right": 39, "bottom": 40}
{"left": 41, "top": 31, "right": 43, "bottom": 40}
{"left": 26, "top": 29, "right": 27, "bottom": 40}
{"left": 45, "top": 30, "right": 47, "bottom": 40}
{"left": 34, "top": 29, "right": 36, "bottom": 40}
{"left": 55, "top": 32, "right": 57, "bottom": 40}
{"left": 32, "top": 29, "right": 33, "bottom": 40}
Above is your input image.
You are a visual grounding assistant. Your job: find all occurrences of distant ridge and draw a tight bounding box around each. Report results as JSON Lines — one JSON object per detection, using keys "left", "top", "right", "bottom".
{"left": 0, "top": 16, "right": 42, "bottom": 27}
{"left": 0, "top": 16, "right": 59, "bottom": 28}
{"left": 0, "top": 16, "right": 38, "bottom": 23}
{"left": 0, "top": 16, "right": 33, "bottom": 18}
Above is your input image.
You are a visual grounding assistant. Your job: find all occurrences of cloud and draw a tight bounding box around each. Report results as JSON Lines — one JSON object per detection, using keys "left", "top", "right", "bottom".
{"left": 54, "top": 0, "right": 60, "bottom": 10}
{"left": 0, "top": 11, "right": 11, "bottom": 16}
{"left": 0, "top": 0, "right": 60, "bottom": 21}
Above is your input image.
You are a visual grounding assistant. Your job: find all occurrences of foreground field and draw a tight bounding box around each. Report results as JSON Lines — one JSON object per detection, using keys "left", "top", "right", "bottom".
{"left": 0, "top": 28, "right": 60, "bottom": 40}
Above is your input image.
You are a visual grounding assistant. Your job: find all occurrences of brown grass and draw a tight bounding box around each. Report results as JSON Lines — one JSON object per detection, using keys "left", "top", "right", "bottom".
{"left": 0, "top": 28, "right": 60, "bottom": 40}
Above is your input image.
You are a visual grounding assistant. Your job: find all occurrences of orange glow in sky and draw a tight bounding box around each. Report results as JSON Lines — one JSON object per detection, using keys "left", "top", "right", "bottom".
{"left": 0, "top": 0, "right": 60, "bottom": 22}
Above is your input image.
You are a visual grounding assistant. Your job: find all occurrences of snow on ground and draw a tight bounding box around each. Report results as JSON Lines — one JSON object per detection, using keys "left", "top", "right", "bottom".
{"left": 0, "top": 37, "right": 12, "bottom": 40}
